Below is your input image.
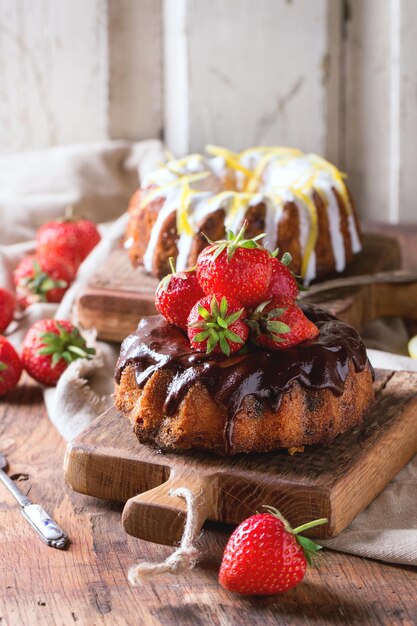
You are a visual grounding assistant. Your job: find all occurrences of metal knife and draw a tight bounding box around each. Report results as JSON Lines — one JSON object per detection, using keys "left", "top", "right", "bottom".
{"left": 0, "top": 452, "right": 68, "bottom": 549}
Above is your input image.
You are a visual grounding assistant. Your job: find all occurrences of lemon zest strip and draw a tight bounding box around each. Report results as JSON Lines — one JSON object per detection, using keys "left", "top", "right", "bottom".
{"left": 177, "top": 179, "right": 195, "bottom": 236}
{"left": 140, "top": 171, "right": 210, "bottom": 208}
{"left": 206, "top": 145, "right": 253, "bottom": 178}
{"left": 275, "top": 176, "right": 318, "bottom": 279}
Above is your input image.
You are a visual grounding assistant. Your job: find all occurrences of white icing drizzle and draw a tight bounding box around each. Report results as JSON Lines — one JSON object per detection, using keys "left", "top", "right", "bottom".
{"left": 348, "top": 213, "right": 362, "bottom": 254}
{"left": 294, "top": 196, "right": 312, "bottom": 274}
{"left": 262, "top": 194, "right": 285, "bottom": 253}
{"left": 305, "top": 250, "right": 317, "bottom": 285}
{"left": 326, "top": 189, "right": 346, "bottom": 273}
{"left": 139, "top": 146, "right": 358, "bottom": 280}
{"left": 143, "top": 190, "right": 180, "bottom": 272}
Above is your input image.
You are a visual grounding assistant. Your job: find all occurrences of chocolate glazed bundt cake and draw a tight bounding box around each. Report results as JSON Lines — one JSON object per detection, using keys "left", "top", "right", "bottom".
{"left": 115, "top": 305, "right": 374, "bottom": 456}
{"left": 124, "top": 146, "right": 362, "bottom": 283}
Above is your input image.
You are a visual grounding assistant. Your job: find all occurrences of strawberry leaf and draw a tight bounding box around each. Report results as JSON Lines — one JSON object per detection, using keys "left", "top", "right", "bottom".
{"left": 67, "top": 345, "right": 90, "bottom": 358}
{"left": 193, "top": 330, "right": 211, "bottom": 343}
{"left": 295, "top": 536, "right": 323, "bottom": 566}
{"left": 254, "top": 300, "right": 272, "bottom": 315}
{"left": 225, "top": 308, "right": 244, "bottom": 325}
{"left": 281, "top": 252, "right": 292, "bottom": 267}
{"left": 198, "top": 304, "right": 210, "bottom": 320}
{"left": 210, "top": 296, "right": 220, "bottom": 318}
{"left": 219, "top": 334, "right": 230, "bottom": 356}
{"left": 188, "top": 320, "right": 206, "bottom": 329}
{"left": 239, "top": 240, "right": 257, "bottom": 249}
{"left": 223, "top": 329, "right": 244, "bottom": 344}
{"left": 159, "top": 274, "right": 172, "bottom": 292}
{"left": 220, "top": 296, "right": 228, "bottom": 317}
{"left": 217, "top": 316, "right": 227, "bottom": 329}
{"left": 206, "top": 334, "right": 218, "bottom": 353}
{"left": 267, "top": 321, "right": 291, "bottom": 334}
{"left": 267, "top": 307, "right": 286, "bottom": 318}
{"left": 212, "top": 243, "right": 227, "bottom": 261}
{"left": 51, "top": 352, "right": 63, "bottom": 368}
{"left": 37, "top": 346, "right": 58, "bottom": 355}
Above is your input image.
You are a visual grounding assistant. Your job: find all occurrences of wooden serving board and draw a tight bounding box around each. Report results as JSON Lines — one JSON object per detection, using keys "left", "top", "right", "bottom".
{"left": 76, "top": 232, "right": 401, "bottom": 342}
{"left": 64, "top": 369, "right": 417, "bottom": 547}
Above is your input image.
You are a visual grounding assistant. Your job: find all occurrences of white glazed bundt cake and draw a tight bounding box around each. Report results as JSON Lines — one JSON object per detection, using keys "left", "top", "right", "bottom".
{"left": 125, "top": 146, "right": 362, "bottom": 283}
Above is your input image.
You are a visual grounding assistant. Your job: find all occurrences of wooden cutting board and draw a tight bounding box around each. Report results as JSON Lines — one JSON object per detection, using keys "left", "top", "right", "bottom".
{"left": 64, "top": 369, "right": 417, "bottom": 547}
{"left": 76, "top": 232, "right": 401, "bottom": 342}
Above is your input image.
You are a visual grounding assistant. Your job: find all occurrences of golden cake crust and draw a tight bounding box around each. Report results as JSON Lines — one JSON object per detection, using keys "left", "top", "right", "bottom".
{"left": 115, "top": 361, "right": 374, "bottom": 456}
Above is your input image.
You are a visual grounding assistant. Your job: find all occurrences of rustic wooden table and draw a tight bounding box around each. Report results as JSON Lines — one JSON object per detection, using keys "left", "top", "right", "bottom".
{"left": 1, "top": 376, "right": 417, "bottom": 626}
{"left": 2, "top": 223, "right": 417, "bottom": 626}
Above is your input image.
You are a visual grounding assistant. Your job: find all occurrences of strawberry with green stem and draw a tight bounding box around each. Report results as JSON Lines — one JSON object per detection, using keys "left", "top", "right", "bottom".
{"left": 219, "top": 506, "right": 328, "bottom": 595}
{"left": 187, "top": 295, "right": 248, "bottom": 356}
{"left": 155, "top": 257, "right": 204, "bottom": 330}
{"left": 14, "top": 255, "right": 73, "bottom": 309}
{"left": 196, "top": 221, "right": 272, "bottom": 308}
{"left": 22, "top": 319, "right": 95, "bottom": 386}
{"left": 247, "top": 296, "right": 319, "bottom": 350}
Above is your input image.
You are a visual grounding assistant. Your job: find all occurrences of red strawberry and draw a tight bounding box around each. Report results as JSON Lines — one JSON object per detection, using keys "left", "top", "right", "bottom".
{"left": 0, "top": 337, "right": 22, "bottom": 396}
{"left": 196, "top": 221, "right": 272, "bottom": 308}
{"left": 14, "top": 255, "right": 74, "bottom": 309}
{"left": 0, "top": 288, "right": 15, "bottom": 333}
{"left": 187, "top": 295, "right": 248, "bottom": 356}
{"left": 219, "top": 507, "right": 327, "bottom": 595}
{"left": 155, "top": 258, "right": 205, "bottom": 329}
{"left": 248, "top": 296, "right": 319, "bottom": 350}
{"left": 36, "top": 210, "right": 101, "bottom": 272}
{"left": 74, "top": 219, "right": 101, "bottom": 260}
{"left": 266, "top": 253, "right": 299, "bottom": 300}
{"left": 22, "top": 319, "right": 95, "bottom": 386}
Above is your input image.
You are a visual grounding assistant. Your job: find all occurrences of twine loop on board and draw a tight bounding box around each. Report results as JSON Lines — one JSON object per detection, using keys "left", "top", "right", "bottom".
{"left": 128, "top": 487, "right": 201, "bottom": 586}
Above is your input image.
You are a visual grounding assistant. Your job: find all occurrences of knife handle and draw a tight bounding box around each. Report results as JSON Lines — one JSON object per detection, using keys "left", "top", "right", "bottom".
{"left": 21, "top": 504, "right": 68, "bottom": 549}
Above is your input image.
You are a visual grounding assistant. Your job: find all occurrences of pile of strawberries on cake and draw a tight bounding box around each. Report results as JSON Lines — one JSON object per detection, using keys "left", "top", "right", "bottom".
{"left": 155, "top": 221, "right": 319, "bottom": 356}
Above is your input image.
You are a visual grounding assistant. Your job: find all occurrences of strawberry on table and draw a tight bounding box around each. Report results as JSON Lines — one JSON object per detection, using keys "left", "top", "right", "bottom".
{"left": 219, "top": 506, "right": 327, "bottom": 596}
{"left": 22, "top": 319, "right": 95, "bottom": 386}
{"left": 13, "top": 255, "right": 74, "bottom": 309}
{"left": 0, "top": 288, "right": 15, "bottom": 333}
{"left": 248, "top": 296, "right": 319, "bottom": 350}
{"left": 187, "top": 295, "right": 248, "bottom": 356}
{"left": 74, "top": 218, "right": 102, "bottom": 261}
{"left": 0, "top": 337, "right": 22, "bottom": 396}
{"left": 265, "top": 252, "right": 299, "bottom": 300}
{"left": 196, "top": 221, "right": 272, "bottom": 308}
{"left": 155, "top": 258, "right": 205, "bottom": 330}
{"left": 36, "top": 209, "right": 101, "bottom": 273}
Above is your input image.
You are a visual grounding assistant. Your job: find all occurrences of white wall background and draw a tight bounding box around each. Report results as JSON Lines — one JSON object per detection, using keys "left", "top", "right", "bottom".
{"left": 0, "top": 0, "right": 416, "bottom": 223}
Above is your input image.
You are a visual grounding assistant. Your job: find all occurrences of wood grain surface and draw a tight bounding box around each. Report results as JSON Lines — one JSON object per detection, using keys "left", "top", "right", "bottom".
{"left": 76, "top": 232, "right": 401, "bottom": 343}
{"left": 1, "top": 376, "right": 417, "bottom": 625}
{"left": 65, "top": 369, "right": 417, "bottom": 548}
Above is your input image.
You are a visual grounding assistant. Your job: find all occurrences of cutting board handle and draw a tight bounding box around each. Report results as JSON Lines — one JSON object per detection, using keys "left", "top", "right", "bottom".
{"left": 122, "top": 468, "right": 217, "bottom": 546}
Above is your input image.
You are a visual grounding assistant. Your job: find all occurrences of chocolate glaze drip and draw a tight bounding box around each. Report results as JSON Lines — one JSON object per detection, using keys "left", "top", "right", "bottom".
{"left": 116, "top": 305, "right": 372, "bottom": 452}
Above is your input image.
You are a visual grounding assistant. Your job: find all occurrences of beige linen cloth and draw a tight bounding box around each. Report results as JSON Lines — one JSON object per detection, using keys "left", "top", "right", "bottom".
{"left": 1, "top": 140, "right": 417, "bottom": 569}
